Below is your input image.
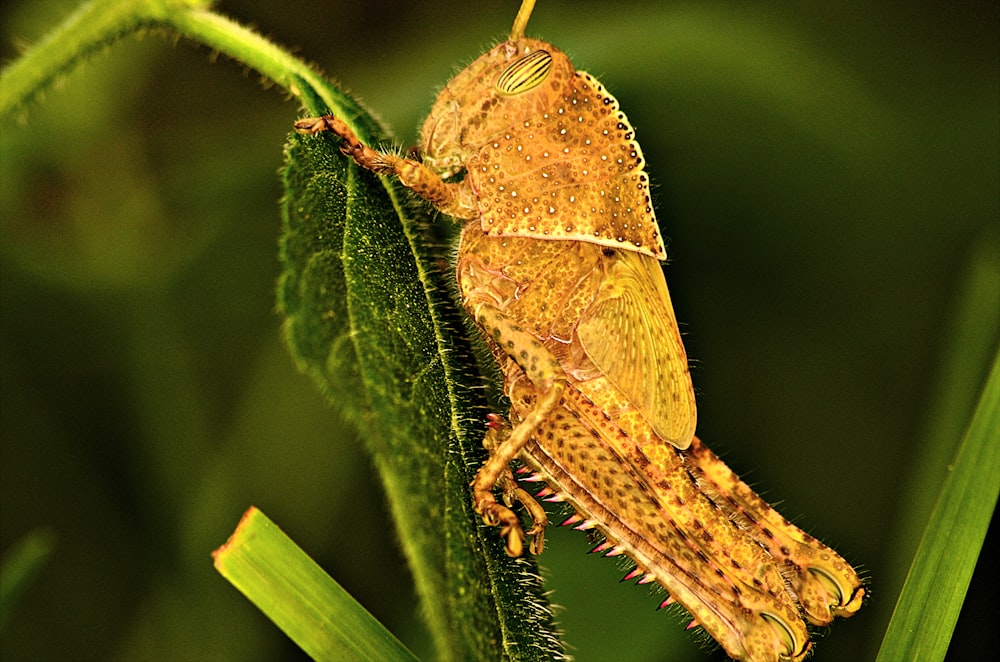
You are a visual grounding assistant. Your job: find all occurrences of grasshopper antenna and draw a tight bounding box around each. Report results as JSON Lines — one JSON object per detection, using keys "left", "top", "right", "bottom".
{"left": 510, "top": 0, "right": 536, "bottom": 40}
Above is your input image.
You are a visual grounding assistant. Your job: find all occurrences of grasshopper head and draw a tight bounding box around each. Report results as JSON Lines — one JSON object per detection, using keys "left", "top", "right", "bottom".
{"left": 419, "top": 7, "right": 574, "bottom": 177}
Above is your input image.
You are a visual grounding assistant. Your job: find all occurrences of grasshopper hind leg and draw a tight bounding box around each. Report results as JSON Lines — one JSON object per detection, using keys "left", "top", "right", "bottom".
{"left": 464, "top": 297, "right": 569, "bottom": 557}
{"left": 472, "top": 390, "right": 561, "bottom": 557}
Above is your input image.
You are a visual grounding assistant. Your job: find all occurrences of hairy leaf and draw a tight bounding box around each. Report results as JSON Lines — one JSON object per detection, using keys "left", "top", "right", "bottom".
{"left": 278, "top": 77, "right": 565, "bottom": 661}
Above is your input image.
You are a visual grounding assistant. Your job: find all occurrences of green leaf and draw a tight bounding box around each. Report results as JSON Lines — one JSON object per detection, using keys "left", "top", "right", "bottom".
{"left": 277, "top": 76, "right": 565, "bottom": 661}
{"left": 213, "top": 507, "right": 418, "bottom": 662}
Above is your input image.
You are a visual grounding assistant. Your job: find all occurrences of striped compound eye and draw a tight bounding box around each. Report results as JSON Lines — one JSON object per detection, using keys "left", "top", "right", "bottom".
{"left": 495, "top": 49, "right": 553, "bottom": 95}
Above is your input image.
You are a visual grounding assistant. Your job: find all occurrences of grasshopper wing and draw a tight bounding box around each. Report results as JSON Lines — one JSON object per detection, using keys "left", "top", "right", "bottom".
{"left": 576, "top": 250, "right": 696, "bottom": 448}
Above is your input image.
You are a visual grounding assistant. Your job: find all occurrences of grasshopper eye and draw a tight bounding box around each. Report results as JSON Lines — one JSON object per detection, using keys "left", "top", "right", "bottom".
{"left": 495, "top": 49, "right": 553, "bottom": 95}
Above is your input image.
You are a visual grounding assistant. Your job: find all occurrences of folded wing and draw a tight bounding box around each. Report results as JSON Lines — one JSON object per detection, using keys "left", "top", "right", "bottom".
{"left": 577, "top": 249, "right": 696, "bottom": 448}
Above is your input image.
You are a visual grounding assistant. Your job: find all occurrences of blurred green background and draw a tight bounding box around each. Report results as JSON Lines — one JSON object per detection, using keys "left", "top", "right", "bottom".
{"left": 1, "top": 1, "right": 996, "bottom": 660}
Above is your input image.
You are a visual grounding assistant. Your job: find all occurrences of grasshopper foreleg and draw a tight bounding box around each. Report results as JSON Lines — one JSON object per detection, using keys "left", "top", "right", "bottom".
{"left": 294, "top": 115, "right": 477, "bottom": 218}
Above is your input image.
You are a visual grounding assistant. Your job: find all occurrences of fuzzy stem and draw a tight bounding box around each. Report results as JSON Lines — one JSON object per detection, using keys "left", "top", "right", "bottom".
{"left": 1, "top": 0, "right": 342, "bottom": 119}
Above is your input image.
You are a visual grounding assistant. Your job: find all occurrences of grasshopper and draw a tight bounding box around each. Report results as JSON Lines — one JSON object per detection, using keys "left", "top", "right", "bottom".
{"left": 295, "top": 1, "right": 864, "bottom": 659}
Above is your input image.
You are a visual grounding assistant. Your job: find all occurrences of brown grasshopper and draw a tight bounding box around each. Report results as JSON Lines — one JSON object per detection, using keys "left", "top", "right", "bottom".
{"left": 295, "top": 1, "right": 864, "bottom": 659}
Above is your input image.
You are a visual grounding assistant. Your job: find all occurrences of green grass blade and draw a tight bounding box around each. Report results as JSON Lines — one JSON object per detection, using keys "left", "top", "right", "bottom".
{"left": 876, "top": 346, "right": 1000, "bottom": 661}
{"left": 213, "top": 507, "right": 418, "bottom": 662}
{"left": 0, "top": 528, "right": 56, "bottom": 631}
